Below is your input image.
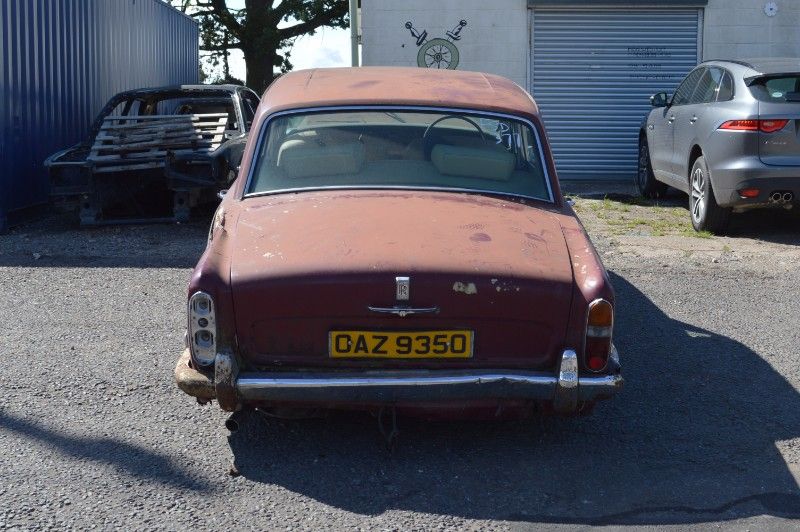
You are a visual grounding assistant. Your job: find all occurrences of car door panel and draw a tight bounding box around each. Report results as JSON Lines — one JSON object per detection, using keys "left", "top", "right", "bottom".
{"left": 649, "top": 67, "right": 703, "bottom": 187}
{"left": 669, "top": 68, "right": 708, "bottom": 184}
{"left": 673, "top": 68, "right": 723, "bottom": 184}
{"left": 671, "top": 104, "right": 702, "bottom": 184}
{"left": 646, "top": 106, "right": 674, "bottom": 181}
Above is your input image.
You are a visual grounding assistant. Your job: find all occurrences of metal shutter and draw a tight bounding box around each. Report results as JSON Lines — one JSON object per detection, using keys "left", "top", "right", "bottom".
{"left": 531, "top": 8, "right": 700, "bottom": 180}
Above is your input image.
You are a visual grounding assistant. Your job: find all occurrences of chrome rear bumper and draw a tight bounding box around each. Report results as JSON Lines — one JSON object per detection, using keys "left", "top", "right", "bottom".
{"left": 175, "top": 348, "right": 623, "bottom": 414}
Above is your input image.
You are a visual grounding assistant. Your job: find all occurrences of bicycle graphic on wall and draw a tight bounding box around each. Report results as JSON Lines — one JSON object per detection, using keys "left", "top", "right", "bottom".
{"left": 404, "top": 19, "right": 467, "bottom": 70}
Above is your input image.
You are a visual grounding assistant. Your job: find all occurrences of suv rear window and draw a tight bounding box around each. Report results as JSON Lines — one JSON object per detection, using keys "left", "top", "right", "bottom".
{"left": 749, "top": 76, "right": 800, "bottom": 102}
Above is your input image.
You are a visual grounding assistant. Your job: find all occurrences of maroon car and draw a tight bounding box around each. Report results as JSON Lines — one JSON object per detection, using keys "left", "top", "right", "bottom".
{"left": 175, "top": 67, "right": 622, "bottom": 423}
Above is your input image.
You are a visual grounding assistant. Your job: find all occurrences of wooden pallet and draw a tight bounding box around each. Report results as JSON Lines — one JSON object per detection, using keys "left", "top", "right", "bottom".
{"left": 87, "top": 113, "right": 229, "bottom": 173}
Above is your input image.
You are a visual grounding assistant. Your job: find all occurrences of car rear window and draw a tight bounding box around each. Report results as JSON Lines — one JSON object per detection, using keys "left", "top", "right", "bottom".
{"left": 749, "top": 76, "right": 800, "bottom": 102}
{"left": 245, "top": 109, "right": 552, "bottom": 202}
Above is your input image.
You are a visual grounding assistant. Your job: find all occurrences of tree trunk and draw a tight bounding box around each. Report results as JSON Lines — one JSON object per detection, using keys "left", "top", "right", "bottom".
{"left": 243, "top": 48, "right": 276, "bottom": 93}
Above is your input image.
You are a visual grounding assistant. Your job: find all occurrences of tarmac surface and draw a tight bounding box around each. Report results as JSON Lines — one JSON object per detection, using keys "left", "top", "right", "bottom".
{"left": 0, "top": 192, "right": 798, "bottom": 530}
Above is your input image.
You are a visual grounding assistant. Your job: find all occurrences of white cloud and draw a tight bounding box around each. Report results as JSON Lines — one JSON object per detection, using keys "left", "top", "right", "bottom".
{"left": 286, "top": 26, "right": 351, "bottom": 70}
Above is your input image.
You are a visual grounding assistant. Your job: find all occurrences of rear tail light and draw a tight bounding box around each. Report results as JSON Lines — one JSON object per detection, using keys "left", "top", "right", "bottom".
{"left": 188, "top": 291, "right": 216, "bottom": 367}
{"left": 585, "top": 299, "right": 613, "bottom": 372}
{"left": 719, "top": 119, "right": 789, "bottom": 133}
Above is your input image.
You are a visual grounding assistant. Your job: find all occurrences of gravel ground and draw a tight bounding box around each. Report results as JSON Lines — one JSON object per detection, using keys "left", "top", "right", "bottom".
{"left": 0, "top": 196, "right": 798, "bottom": 531}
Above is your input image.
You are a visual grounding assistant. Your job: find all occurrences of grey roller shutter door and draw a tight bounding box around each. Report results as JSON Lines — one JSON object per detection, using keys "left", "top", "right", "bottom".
{"left": 532, "top": 9, "right": 700, "bottom": 180}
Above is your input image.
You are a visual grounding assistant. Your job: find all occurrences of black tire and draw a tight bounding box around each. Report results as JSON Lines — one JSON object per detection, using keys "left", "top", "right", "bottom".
{"left": 636, "top": 135, "right": 668, "bottom": 198}
{"left": 689, "top": 155, "right": 731, "bottom": 234}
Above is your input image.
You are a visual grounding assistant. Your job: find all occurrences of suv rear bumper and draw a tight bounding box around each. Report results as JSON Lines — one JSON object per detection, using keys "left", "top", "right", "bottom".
{"left": 174, "top": 348, "right": 623, "bottom": 414}
{"left": 709, "top": 156, "right": 800, "bottom": 207}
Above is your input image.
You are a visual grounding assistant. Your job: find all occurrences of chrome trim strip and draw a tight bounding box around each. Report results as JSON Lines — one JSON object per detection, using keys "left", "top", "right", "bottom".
{"left": 367, "top": 306, "right": 439, "bottom": 317}
{"left": 558, "top": 349, "right": 578, "bottom": 390}
{"left": 214, "top": 351, "right": 239, "bottom": 412}
{"left": 238, "top": 373, "right": 558, "bottom": 390}
{"left": 244, "top": 185, "right": 554, "bottom": 204}
{"left": 233, "top": 348, "right": 623, "bottom": 407}
{"left": 235, "top": 371, "right": 621, "bottom": 403}
{"left": 553, "top": 349, "right": 578, "bottom": 413}
{"left": 240, "top": 105, "right": 555, "bottom": 204}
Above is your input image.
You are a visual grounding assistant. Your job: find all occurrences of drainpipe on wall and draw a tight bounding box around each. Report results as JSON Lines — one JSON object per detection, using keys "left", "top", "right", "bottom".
{"left": 349, "top": 0, "right": 359, "bottom": 66}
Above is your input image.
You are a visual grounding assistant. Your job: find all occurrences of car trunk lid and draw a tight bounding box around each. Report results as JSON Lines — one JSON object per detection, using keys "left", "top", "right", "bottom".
{"left": 757, "top": 100, "right": 800, "bottom": 166}
{"left": 749, "top": 74, "right": 800, "bottom": 166}
{"left": 230, "top": 190, "right": 573, "bottom": 370}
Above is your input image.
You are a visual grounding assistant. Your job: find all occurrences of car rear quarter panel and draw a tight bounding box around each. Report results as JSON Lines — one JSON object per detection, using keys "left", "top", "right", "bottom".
{"left": 558, "top": 209, "right": 615, "bottom": 366}
{"left": 188, "top": 199, "right": 240, "bottom": 361}
{"left": 702, "top": 99, "right": 762, "bottom": 204}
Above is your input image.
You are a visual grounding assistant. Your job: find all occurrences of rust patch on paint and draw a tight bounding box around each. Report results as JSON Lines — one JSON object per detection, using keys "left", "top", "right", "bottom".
{"left": 452, "top": 282, "right": 478, "bottom": 295}
{"left": 174, "top": 349, "right": 215, "bottom": 400}
{"left": 214, "top": 351, "right": 239, "bottom": 412}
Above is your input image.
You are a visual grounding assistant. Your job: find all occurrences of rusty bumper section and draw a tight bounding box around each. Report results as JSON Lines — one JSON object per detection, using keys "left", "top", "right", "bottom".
{"left": 174, "top": 350, "right": 215, "bottom": 401}
{"left": 175, "top": 348, "right": 623, "bottom": 414}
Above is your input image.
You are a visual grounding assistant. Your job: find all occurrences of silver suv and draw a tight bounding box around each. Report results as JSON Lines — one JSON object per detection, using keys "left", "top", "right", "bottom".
{"left": 638, "top": 59, "right": 800, "bottom": 233}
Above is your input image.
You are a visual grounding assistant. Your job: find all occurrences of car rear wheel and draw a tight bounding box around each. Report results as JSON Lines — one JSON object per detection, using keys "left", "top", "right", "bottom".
{"left": 636, "top": 136, "right": 667, "bottom": 198}
{"left": 689, "top": 156, "right": 730, "bottom": 234}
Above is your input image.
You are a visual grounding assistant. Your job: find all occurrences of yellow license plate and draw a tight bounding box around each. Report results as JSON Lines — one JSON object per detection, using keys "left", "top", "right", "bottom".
{"left": 329, "top": 330, "right": 473, "bottom": 359}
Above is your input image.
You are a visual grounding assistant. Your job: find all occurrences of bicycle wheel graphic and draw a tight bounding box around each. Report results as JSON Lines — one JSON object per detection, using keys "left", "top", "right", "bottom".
{"left": 417, "top": 38, "right": 460, "bottom": 69}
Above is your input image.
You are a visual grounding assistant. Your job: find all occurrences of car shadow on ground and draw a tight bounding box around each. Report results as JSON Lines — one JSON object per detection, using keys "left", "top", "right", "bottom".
{"left": 0, "top": 410, "right": 211, "bottom": 493}
{"left": 227, "top": 271, "right": 800, "bottom": 525}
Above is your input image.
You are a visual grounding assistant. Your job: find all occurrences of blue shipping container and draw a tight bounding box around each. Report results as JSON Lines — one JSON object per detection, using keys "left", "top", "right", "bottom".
{"left": 0, "top": 0, "right": 199, "bottom": 230}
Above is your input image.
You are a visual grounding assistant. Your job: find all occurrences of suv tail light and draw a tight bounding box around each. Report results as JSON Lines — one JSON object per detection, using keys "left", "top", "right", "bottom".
{"left": 188, "top": 291, "right": 216, "bottom": 367}
{"left": 585, "top": 299, "right": 613, "bottom": 372}
{"left": 719, "top": 119, "right": 789, "bottom": 133}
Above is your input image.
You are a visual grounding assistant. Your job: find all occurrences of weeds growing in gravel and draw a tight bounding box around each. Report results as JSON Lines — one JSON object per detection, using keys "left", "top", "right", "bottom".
{"left": 573, "top": 195, "right": 714, "bottom": 239}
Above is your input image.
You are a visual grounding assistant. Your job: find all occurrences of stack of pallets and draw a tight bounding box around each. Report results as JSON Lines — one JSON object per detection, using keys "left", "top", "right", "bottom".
{"left": 87, "top": 113, "right": 229, "bottom": 173}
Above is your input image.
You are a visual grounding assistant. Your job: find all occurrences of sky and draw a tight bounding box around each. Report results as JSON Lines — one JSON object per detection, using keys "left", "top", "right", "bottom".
{"left": 200, "top": 1, "right": 352, "bottom": 81}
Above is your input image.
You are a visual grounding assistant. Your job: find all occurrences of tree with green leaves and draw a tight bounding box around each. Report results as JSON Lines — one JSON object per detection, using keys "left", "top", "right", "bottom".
{"left": 169, "top": 0, "right": 349, "bottom": 92}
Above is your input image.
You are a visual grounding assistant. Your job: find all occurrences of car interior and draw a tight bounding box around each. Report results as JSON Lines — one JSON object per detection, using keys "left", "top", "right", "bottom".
{"left": 247, "top": 111, "right": 551, "bottom": 201}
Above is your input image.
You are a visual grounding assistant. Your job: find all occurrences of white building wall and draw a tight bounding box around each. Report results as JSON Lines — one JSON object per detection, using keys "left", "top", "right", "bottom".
{"left": 361, "top": 0, "right": 529, "bottom": 87}
{"left": 363, "top": 1, "right": 800, "bottom": 88}
{"left": 703, "top": 0, "right": 800, "bottom": 59}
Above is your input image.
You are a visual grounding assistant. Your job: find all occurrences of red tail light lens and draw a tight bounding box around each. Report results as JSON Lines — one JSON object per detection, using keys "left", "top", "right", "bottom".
{"left": 719, "top": 120, "right": 758, "bottom": 131}
{"left": 585, "top": 299, "right": 613, "bottom": 372}
{"left": 719, "top": 119, "right": 789, "bottom": 133}
{"left": 759, "top": 119, "right": 789, "bottom": 133}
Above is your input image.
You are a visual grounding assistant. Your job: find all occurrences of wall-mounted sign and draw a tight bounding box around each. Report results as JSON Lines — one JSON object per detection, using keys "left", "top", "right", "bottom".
{"left": 404, "top": 20, "right": 468, "bottom": 69}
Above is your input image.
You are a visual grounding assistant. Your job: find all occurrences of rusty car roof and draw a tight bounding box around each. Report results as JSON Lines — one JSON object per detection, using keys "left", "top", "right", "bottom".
{"left": 259, "top": 67, "right": 540, "bottom": 117}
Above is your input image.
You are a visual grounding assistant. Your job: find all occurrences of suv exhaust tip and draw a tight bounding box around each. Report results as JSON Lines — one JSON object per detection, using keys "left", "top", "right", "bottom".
{"left": 768, "top": 191, "right": 794, "bottom": 205}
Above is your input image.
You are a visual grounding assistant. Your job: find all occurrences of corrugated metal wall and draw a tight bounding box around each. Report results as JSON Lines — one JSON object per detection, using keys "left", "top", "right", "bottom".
{"left": 0, "top": 0, "right": 199, "bottom": 228}
{"left": 531, "top": 8, "right": 700, "bottom": 180}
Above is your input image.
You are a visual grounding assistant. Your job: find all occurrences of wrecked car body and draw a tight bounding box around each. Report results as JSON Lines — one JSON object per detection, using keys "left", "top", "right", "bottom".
{"left": 175, "top": 67, "right": 623, "bottom": 426}
{"left": 45, "top": 85, "right": 260, "bottom": 224}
